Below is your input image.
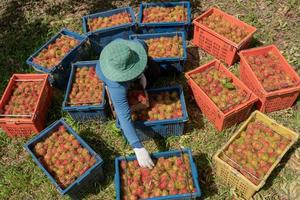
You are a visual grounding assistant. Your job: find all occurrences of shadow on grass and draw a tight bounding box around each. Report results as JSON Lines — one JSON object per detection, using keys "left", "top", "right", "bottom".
{"left": 73, "top": 126, "right": 120, "bottom": 199}
{"left": 248, "top": 37, "right": 264, "bottom": 49}
{"left": 193, "top": 153, "right": 218, "bottom": 199}
{"left": 152, "top": 136, "right": 170, "bottom": 152}
{"left": 45, "top": 88, "right": 65, "bottom": 125}
{"left": 184, "top": 84, "right": 205, "bottom": 132}
{"left": 0, "top": 0, "right": 50, "bottom": 94}
{"left": 86, "top": 1, "right": 117, "bottom": 13}
{"left": 185, "top": 46, "right": 201, "bottom": 72}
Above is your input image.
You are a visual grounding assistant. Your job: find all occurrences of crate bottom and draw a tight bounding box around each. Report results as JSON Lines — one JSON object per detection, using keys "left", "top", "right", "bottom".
{"left": 68, "top": 110, "right": 107, "bottom": 122}
{"left": 119, "top": 123, "right": 185, "bottom": 141}
{"left": 259, "top": 92, "right": 299, "bottom": 113}
{"left": 216, "top": 164, "right": 255, "bottom": 199}
{"left": 159, "top": 62, "right": 184, "bottom": 74}
{"left": 140, "top": 25, "right": 190, "bottom": 37}
{"left": 0, "top": 124, "right": 41, "bottom": 137}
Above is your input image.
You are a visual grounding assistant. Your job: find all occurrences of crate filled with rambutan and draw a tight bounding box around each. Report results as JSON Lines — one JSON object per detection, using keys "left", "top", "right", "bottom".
{"left": 62, "top": 61, "right": 107, "bottom": 122}
{"left": 130, "top": 31, "right": 187, "bottom": 73}
{"left": 115, "top": 148, "right": 201, "bottom": 200}
{"left": 193, "top": 7, "right": 256, "bottom": 66}
{"left": 26, "top": 28, "right": 88, "bottom": 89}
{"left": 24, "top": 119, "right": 104, "bottom": 199}
{"left": 106, "top": 79, "right": 149, "bottom": 119}
{"left": 137, "top": 1, "right": 191, "bottom": 35}
{"left": 0, "top": 74, "right": 52, "bottom": 137}
{"left": 213, "top": 111, "right": 299, "bottom": 199}
{"left": 116, "top": 85, "right": 189, "bottom": 140}
{"left": 185, "top": 59, "right": 258, "bottom": 131}
{"left": 82, "top": 7, "right": 136, "bottom": 54}
{"left": 239, "top": 45, "right": 300, "bottom": 113}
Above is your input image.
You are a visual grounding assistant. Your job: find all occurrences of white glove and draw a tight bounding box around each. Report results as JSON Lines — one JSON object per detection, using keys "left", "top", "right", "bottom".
{"left": 139, "top": 73, "right": 147, "bottom": 89}
{"left": 133, "top": 147, "right": 154, "bottom": 169}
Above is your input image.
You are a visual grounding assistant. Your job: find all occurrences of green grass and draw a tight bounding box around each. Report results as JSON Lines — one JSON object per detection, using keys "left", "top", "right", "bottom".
{"left": 0, "top": 0, "right": 299, "bottom": 200}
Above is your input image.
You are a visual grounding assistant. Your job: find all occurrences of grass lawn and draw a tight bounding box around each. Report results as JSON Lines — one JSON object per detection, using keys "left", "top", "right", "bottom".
{"left": 0, "top": 0, "right": 299, "bottom": 200}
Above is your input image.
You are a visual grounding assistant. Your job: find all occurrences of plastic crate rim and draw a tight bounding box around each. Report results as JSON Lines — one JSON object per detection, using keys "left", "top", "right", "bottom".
{"left": 82, "top": 7, "right": 136, "bottom": 36}
{"left": 0, "top": 74, "right": 50, "bottom": 122}
{"left": 138, "top": 1, "right": 192, "bottom": 25}
{"left": 239, "top": 45, "right": 300, "bottom": 96}
{"left": 27, "top": 28, "right": 88, "bottom": 73}
{"left": 24, "top": 118, "right": 104, "bottom": 194}
{"left": 114, "top": 148, "right": 201, "bottom": 199}
{"left": 185, "top": 59, "right": 257, "bottom": 117}
{"left": 129, "top": 31, "right": 188, "bottom": 62}
{"left": 193, "top": 7, "right": 257, "bottom": 49}
{"left": 213, "top": 110, "right": 299, "bottom": 190}
{"left": 62, "top": 61, "right": 106, "bottom": 111}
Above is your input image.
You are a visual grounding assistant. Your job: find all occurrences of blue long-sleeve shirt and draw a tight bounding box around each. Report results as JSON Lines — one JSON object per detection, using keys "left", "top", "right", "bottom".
{"left": 96, "top": 40, "right": 147, "bottom": 148}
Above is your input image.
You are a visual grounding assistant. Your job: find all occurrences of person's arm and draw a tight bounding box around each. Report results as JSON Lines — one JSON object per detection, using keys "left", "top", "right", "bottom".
{"left": 108, "top": 85, "right": 154, "bottom": 168}
{"left": 97, "top": 61, "right": 142, "bottom": 147}
{"left": 109, "top": 85, "right": 141, "bottom": 147}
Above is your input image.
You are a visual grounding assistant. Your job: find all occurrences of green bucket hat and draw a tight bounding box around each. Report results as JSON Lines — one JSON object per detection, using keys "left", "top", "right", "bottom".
{"left": 99, "top": 39, "right": 148, "bottom": 82}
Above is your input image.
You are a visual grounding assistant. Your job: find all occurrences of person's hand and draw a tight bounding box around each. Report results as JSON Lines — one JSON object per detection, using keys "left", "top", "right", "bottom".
{"left": 139, "top": 73, "right": 147, "bottom": 89}
{"left": 133, "top": 147, "right": 154, "bottom": 169}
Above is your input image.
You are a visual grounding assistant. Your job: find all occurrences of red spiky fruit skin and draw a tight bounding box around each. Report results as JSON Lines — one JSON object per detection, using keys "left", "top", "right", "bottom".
{"left": 120, "top": 154, "right": 196, "bottom": 199}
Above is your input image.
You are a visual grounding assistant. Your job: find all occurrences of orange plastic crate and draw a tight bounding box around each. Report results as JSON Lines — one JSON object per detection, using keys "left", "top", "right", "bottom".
{"left": 193, "top": 7, "right": 256, "bottom": 66}
{"left": 239, "top": 45, "right": 300, "bottom": 113}
{"left": 0, "top": 74, "right": 52, "bottom": 137}
{"left": 185, "top": 59, "right": 258, "bottom": 131}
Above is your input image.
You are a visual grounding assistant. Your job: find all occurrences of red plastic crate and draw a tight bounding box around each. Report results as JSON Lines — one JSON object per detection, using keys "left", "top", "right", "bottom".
{"left": 239, "top": 45, "right": 300, "bottom": 113}
{"left": 185, "top": 59, "right": 258, "bottom": 131}
{"left": 0, "top": 74, "right": 52, "bottom": 137}
{"left": 193, "top": 7, "right": 256, "bottom": 66}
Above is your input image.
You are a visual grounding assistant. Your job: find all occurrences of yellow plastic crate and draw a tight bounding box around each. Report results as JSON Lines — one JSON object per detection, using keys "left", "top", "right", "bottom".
{"left": 213, "top": 110, "right": 299, "bottom": 199}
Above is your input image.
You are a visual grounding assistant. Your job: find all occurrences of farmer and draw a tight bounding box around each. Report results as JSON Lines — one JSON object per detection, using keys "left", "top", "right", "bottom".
{"left": 96, "top": 38, "right": 160, "bottom": 169}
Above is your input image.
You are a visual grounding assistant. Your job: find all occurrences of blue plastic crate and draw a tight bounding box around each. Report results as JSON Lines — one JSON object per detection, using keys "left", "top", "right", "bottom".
{"left": 114, "top": 148, "right": 201, "bottom": 200}
{"left": 24, "top": 119, "right": 104, "bottom": 199}
{"left": 62, "top": 60, "right": 107, "bottom": 122}
{"left": 82, "top": 7, "right": 136, "bottom": 54}
{"left": 26, "top": 28, "right": 88, "bottom": 89}
{"left": 130, "top": 32, "right": 187, "bottom": 72}
{"left": 88, "top": 26, "right": 136, "bottom": 54}
{"left": 116, "top": 85, "right": 189, "bottom": 140}
{"left": 137, "top": 1, "right": 192, "bottom": 35}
